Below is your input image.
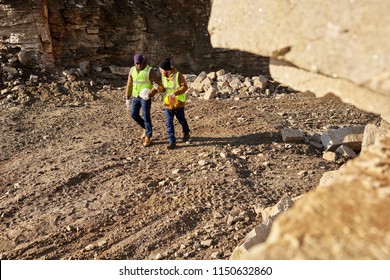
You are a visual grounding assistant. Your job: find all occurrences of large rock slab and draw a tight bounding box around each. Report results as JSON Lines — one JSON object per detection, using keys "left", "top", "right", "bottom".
{"left": 269, "top": 60, "right": 390, "bottom": 122}
{"left": 245, "top": 136, "right": 390, "bottom": 259}
{"left": 208, "top": 0, "right": 390, "bottom": 121}
{"left": 321, "top": 125, "right": 365, "bottom": 151}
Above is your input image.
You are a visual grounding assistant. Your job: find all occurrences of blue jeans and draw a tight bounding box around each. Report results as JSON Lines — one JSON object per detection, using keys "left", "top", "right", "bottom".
{"left": 130, "top": 97, "right": 152, "bottom": 137}
{"left": 164, "top": 107, "right": 190, "bottom": 143}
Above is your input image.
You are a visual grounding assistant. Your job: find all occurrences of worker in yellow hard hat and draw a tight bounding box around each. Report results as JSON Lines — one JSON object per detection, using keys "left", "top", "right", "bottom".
{"left": 157, "top": 58, "right": 191, "bottom": 149}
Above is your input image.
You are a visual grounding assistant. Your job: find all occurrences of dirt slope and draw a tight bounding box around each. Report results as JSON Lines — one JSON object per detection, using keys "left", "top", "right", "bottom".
{"left": 0, "top": 84, "right": 378, "bottom": 260}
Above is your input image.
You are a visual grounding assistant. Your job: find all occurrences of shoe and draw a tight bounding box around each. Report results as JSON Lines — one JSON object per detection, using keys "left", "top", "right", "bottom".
{"left": 140, "top": 130, "right": 146, "bottom": 140}
{"left": 167, "top": 141, "right": 176, "bottom": 150}
{"left": 182, "top": 132, "right": 190, "bottom": 142}
{"left": 143, "top": 137, "right": 151, "bottom": 147}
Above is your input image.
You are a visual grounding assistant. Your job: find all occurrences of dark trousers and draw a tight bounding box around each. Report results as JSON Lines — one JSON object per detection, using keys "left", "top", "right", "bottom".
{"left": 130, "top": 97, "right": 152, "bottom": 137}
{"left": 164, "top": 107, "right": 190, "bottom": 143}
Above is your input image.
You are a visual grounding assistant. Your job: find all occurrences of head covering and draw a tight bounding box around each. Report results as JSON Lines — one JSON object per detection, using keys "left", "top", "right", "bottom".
{"left": 159, "top": 58, "right": 171, "bottom": 71}
{"left": 134, "top": 53, "right": 145, "bottom": 64}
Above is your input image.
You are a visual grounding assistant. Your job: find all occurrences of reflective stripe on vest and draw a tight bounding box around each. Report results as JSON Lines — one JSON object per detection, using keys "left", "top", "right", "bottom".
{"left": 162, "top": 72, "right": 186, "bottom": 105}
{"left": 131, "top": 65, "right": 152, "bottom": 97}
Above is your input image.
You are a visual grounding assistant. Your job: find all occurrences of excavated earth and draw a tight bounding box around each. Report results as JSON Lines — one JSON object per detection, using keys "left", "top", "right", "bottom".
{"left": 0, "top": 78, "right": 380, "bottom": 260}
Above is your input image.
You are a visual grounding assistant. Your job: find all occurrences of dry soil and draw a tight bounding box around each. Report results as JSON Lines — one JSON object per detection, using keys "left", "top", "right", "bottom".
{"left": 0, "top": 82, "right": 379, "bottom": 260}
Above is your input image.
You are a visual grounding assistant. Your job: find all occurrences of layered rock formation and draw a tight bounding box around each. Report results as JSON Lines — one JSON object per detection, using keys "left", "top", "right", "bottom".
{"left": 0, "top": 0, "right": 53, "bottom": 64}
{"left": 0, "top": 0, "right": 268, "bottom": 75}
{"left": 209, "top": 0, "right": 390, "bottom": 259}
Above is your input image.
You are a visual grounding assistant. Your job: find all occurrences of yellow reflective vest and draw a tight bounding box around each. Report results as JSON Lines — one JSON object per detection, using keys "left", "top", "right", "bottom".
{"left": 162, "top": 71, "right": 186, "bottom": 107}
{"left": 131, "top": 65, "right": 152, "bottom": 97}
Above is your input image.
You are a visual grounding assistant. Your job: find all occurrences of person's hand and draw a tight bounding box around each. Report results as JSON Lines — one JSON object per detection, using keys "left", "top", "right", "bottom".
{"left": 149, "top": 88, "right": 157, "bottom": 99}
{"left": 125, "top": 99, "right": 131, "bottom": 108}
{"left": 168, "top": 93, "right": 176, "bottom": 105}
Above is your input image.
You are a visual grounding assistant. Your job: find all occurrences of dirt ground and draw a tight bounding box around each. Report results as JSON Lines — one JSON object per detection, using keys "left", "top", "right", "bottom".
{"left": 0, "top": 78, "right": 379, "bottom": 260}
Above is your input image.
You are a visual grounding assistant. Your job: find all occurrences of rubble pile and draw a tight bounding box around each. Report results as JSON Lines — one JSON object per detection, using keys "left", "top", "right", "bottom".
{"left": 0, "top": 46, "right": 111, "bottom": 108}
{"left": 185, "top": 69, "right": 295, "bottom": 101}
{"left": 1, "top": 44, "right": 293, "bottom": 110}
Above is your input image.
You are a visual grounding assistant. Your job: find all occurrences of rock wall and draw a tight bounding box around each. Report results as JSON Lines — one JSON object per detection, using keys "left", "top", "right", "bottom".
{"left": 209, "top": 0, "right": 390, "bottom": 259}
{"left": 0, "top": 0, "right": 53, "bottom": 64}
{"left": 0, "top": 0, "right": 268, "bottom": 75}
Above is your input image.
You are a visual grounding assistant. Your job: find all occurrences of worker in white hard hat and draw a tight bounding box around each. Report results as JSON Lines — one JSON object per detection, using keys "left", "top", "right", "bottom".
{"left": 125, "top": 53, "right": 160, "bottom": 147}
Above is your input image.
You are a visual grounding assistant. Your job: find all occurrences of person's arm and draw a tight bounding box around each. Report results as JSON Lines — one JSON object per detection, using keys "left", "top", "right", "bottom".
{"left": 125, "top": 68, "right": 133, "bottom": 99}
{"left": 173, "top": 72, "right": 188, "bottom": 96}
{"left": 149, "top": 69, "right": 165, "bottom": 97}
{"left": 149, "top": 68, "right": 163, "bottom": 97}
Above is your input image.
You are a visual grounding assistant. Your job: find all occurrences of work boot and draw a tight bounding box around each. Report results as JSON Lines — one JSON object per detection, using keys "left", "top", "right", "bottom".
{"left": 182, "top": 132, "right": 190, "bottom": 142}
{"left": 140, "top": 130, "right": 146, "bottom": 141}
{"left": 167, "top": 141, "right": 176, "bottom": 150}
{"left": 143, "top": 137, "right": 151, "bottom": 147}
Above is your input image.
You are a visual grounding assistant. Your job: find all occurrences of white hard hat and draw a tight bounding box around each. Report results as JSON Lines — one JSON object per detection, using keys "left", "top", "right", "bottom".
{"left": 139, "top": 88, "right": 151, "bottom": 100}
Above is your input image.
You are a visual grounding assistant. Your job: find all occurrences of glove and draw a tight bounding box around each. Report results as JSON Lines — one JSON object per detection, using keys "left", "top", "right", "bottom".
{"left": 125, "top": 99, "right": 131, "bottom": 108}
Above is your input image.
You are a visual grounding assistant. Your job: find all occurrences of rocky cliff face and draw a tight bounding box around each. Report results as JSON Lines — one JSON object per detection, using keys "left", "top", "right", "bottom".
{"left": 0, "top": 0, "right": 268, "bottom": 75}
{"left": 0, "top": 0, "right": 53, "bottom": 64}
